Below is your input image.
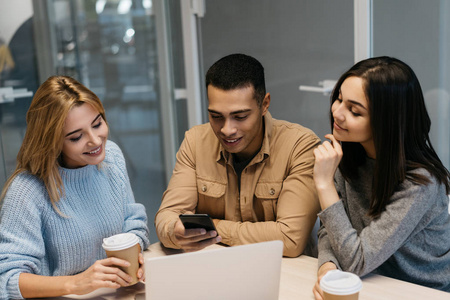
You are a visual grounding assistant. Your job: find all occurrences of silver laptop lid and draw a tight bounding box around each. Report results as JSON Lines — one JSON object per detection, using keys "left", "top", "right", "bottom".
{"left": 145, "top": 240, "right": 283, "bottom": 300}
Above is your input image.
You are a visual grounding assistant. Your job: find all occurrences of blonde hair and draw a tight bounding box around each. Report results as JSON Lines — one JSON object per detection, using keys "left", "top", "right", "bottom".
{"left": 0, "top": 76, "right": 107, "bottom": 212}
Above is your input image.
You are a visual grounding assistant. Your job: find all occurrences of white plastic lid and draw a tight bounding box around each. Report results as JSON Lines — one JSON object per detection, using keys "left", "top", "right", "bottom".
{"left": 320, "top": 270, "right": 362, "bottom": 295}
{"left": 102, "top": 233, "right": 139, "bottom": 251}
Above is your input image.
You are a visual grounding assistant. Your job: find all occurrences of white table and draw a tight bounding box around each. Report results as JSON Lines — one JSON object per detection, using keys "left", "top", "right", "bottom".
{"left": 36, "top": 242, "right": 450, "bottom": 300}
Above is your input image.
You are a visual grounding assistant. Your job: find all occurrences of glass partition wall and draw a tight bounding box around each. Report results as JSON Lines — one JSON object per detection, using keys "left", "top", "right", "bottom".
{"left": 1, "top": 0, "right": 450, "bottom": 244}
{"left": 0, "top": 1, "right": 37, "bottom": 186}
{"left": 0, "top": 0, "right": 188, "bottom": 242}
{"left": 43, "top": 0, "right": 190, "bottom": 242}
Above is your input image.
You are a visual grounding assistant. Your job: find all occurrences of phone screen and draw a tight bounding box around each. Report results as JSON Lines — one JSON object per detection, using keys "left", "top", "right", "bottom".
{"left": 179, "top": 214, "right": 217, "bottom": 232}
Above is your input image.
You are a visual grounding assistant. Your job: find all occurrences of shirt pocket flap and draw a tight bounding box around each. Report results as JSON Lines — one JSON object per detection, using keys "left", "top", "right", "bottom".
{"left": 197, "top": 178, "right": 226, "bottom": 198}
{"left": 255, "top": 182, "right": 282, "bottom": 199}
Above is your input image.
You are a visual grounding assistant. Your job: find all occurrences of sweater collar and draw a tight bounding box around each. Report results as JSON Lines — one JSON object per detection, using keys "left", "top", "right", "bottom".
{"left": 59, "top": 164, "right": 98, "bottom": 182}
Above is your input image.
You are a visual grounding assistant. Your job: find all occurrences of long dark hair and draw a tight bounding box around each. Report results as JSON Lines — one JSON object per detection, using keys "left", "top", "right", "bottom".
{"left": 331, "top": 56, "right": 450, "bottom": 218}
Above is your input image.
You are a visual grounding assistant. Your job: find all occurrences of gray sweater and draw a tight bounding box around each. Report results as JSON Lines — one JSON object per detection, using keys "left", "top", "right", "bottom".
{"left": 317, "top": 158, "right": 450, "bottom": 292}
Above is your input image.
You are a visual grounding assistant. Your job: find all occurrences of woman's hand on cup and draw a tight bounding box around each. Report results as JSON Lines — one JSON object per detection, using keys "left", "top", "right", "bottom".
{"left": 68, "top": 257, "right": 134, "bottom": 295}
{"left": 137, "top": 252, "right": 145, "bottom": 282}
{"left": 313, "top": 262, "right": 338, "bottom": 300}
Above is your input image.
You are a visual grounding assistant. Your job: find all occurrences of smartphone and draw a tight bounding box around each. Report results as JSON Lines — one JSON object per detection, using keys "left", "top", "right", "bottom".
{"left": 179, "top": 214, "right": 217, "bottom": 232}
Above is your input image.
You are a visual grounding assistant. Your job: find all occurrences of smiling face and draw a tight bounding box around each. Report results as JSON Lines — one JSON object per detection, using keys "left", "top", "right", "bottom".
{"left": 61, "top": 103, "right": 109, "bottom": 168}
{"left": 207, "top": 85, "right": 270, "bottom": 160}
{"left": 332, "top": 76, "right": 375, "bottom": 158}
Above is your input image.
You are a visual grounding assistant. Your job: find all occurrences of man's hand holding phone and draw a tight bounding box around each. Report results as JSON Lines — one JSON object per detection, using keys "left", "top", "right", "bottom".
{"left": 173, "top": 214, "right": 222, "bottom": 252}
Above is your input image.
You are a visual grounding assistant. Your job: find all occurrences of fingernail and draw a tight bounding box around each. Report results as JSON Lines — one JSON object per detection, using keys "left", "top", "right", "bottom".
{"left": 138, "top": 270, "right": 143, "bottom": 278}
{"left": 200, "top": 229, "right": 206, "bottom": 235}
{"left": 216, "top": 236, "right": 222, "bottom": 243}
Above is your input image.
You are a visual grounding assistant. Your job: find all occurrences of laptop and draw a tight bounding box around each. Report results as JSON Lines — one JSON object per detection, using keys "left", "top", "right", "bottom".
{"left": 144, "top": 240, "right": 283, "bottom": 300}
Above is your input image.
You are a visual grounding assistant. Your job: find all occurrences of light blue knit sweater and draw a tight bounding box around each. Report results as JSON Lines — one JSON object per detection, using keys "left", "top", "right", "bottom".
{"left": 0, "top": 140, "right": 150, "bottom": 299}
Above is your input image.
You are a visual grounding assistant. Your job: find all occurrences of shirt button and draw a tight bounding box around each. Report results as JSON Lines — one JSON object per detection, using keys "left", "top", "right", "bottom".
{"left": 202, "top": 185, "right": 207, "bottom": 192}
{"left": 270, "top": 188, "right": 275, "bottom": 195}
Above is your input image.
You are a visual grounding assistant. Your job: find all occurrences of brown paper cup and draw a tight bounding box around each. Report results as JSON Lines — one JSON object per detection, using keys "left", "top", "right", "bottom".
{"left": 102, "top": 233, "right": 140, "bottom": 285}
{"left": 323, "top": 291, "right": 359, "bottom": 300}
{"left": 320, "top": 270, "right": 362, "bottom": 300}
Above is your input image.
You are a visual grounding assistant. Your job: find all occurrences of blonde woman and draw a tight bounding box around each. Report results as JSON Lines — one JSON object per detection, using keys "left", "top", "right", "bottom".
{"left": 0, "top": 76, "right": 150, "bottom": 299}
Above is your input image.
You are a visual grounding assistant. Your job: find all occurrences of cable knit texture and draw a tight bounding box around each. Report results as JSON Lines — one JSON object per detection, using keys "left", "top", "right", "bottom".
{"left": 0, "top": 140, "right": 150, "bottom": 299}
{"left": 317, "top": 158, "right": 450, "bottom": 292}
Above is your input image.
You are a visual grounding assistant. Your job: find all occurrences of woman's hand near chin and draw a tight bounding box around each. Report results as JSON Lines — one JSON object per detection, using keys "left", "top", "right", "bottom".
{"left": 313, "top": 134, "right": 343, "bottom": 210}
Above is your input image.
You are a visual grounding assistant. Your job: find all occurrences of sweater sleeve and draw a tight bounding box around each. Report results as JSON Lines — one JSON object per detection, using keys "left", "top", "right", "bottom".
{"left": 317, "top": 224, "right": 341, "bottom": 269}
{"left": 317, "top": 174, "right": 346, "bottom": 270}
{"left": 318, "top": 169, "right": 442, "bottom": 276}
{"left": 0, "top": 174, "right": 47, "bottom": 300}
{"left": 107, "top": 141, "right": 150, "bottom": 251}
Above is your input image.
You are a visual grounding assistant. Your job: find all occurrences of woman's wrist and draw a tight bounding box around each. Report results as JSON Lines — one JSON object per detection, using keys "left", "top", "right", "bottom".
{"left": 316, "top": 183, "right": 340, "bottom": 210}
{"left": 314, "top": 181, "right": 335, "bottom": 192}
{"left": 318, "top": 262, "right": 337, "bottom": 276}
{"left": 62, "top": 275, "right": 76, "bottom": 295}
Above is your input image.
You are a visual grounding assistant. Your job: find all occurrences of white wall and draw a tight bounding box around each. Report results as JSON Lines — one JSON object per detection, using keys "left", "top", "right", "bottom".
{"left": 374, "top": 0, "right": 450, "bottom": 169}
{"left": 0, "top": 0, "right": 33, "bottom": 45}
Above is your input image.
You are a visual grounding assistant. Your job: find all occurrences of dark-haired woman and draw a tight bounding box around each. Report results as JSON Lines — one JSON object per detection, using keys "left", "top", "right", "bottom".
{"left": 312, "top": 56, "right": 450, "bottom": 299}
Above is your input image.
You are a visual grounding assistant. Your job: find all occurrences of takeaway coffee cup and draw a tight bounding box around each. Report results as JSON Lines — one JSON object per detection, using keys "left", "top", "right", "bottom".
{"left": 102, "top": 233, "right": 141, "bottom": 285}
{"left": 320, "top": 270, "right": 362, "bottom": 300}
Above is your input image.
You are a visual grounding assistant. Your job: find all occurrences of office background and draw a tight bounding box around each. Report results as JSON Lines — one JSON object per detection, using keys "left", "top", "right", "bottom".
{"left": 0, "top": 0, "right": 449, "bottom": 243}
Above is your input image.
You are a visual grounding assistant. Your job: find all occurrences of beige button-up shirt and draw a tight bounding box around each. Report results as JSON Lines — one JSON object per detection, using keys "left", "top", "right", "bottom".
{"left": 155, "top": 112, "right": 321, "bottom": 257}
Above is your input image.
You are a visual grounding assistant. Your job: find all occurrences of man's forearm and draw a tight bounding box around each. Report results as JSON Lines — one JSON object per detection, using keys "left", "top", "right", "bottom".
{"left": 215, "top": 218, "right": 315, "bottom": 257}
{"left": 155, "top": 211, "right": 183, "bottom": 249}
